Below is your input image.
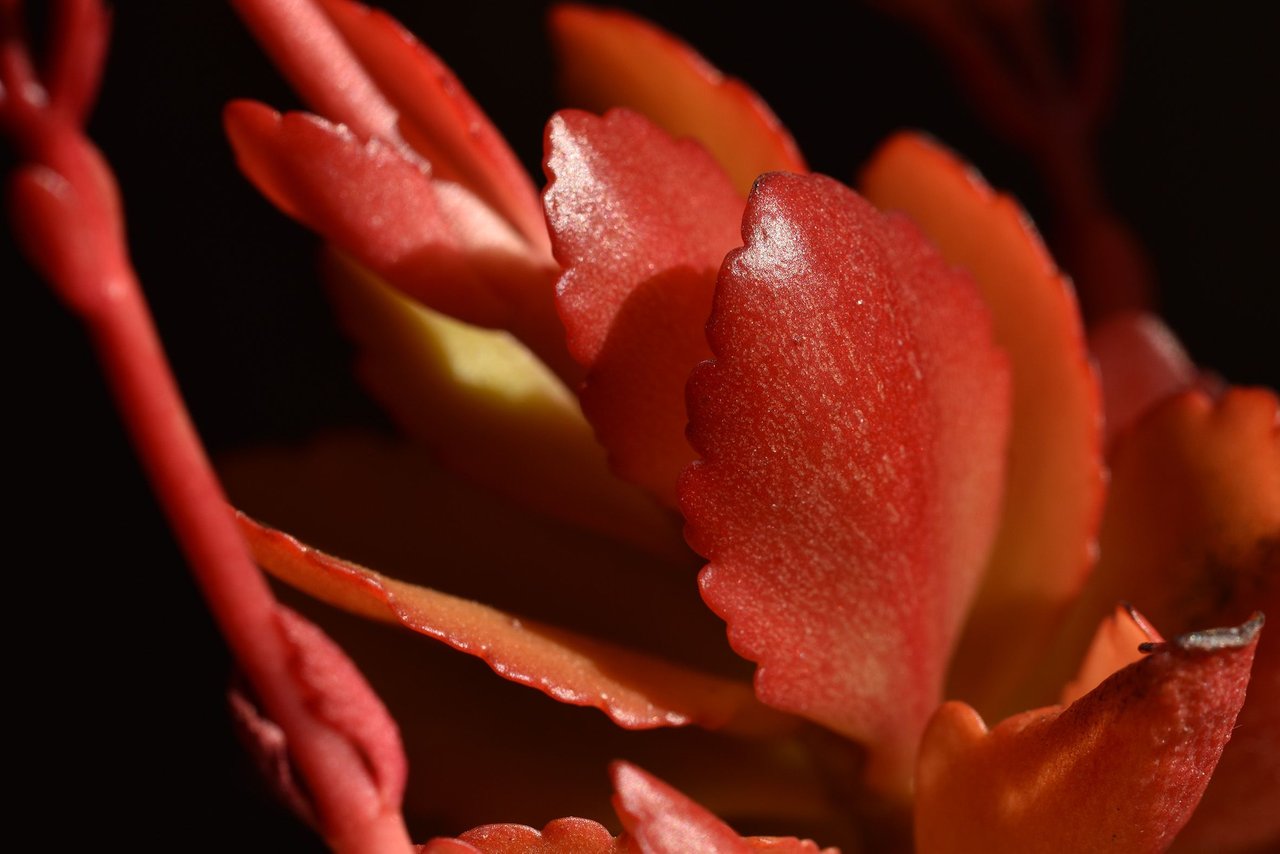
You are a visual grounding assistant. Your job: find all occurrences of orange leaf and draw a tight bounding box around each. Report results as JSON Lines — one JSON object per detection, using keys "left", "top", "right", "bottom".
{"left": 860, "top": 132, "right": 1104, "bottom": 718}
{"left": 1059, "top": 603, "right": 1161, "bottom": 706}
{"left": 238, "top": 511, "right": 779, "bottom": 735}
{"left": 1038, "top": 388, "right": 1280, "bottom": 851}
{"left": 915, "top": 615, "right": 1263, "bottom": 853}
{"left": 548, "top": 5, "right": 805, "bottom": 195}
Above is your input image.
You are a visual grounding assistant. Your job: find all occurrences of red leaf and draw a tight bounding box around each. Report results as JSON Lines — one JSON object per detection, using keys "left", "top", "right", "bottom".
{"left": 225, "top": 102, "right": 503, "bottom": 322}
{"left": 861, "top": 132, "right": 1104, "bottom": 719}
{"left": 682, "top": 172, "right": 1010, "bottom": 792}
{"left": 230, "top": 0, "right": 547, "bottom": 251}
{"left": 915, "top": 615, "right": 1263, "bottom": 853}
{"left": 544, "top": 109, "right": 743, "bottom": 502}
{"left": 224, "top": 101, "right": 573, "bottom": 380}
{"left": 313, "top": 0, "right": 549, "bottom": 252}
{"left": 238, "top": 512, "right": 782, "bottom": 735}
{"left": 217, "top": 431, "right": 736, "bottom": 677}
{"left": 548, "top": 5, "right": 805, "bottom": 195}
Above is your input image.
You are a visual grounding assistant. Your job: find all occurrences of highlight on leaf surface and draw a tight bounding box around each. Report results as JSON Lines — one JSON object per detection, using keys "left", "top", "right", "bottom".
{"left": 915, "top": 614, "right": 1263, "bottom": 854}
{"left": 544, "top": 108, "right": 743, "bottom": 504}
{"left": 682, "top": 171, "right": 1009, "bottom": 793}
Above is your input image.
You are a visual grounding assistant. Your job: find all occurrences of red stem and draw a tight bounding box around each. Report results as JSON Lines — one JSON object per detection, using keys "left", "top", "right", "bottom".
{"left": 2, "top": 3, "right": 413, "bottom": 850}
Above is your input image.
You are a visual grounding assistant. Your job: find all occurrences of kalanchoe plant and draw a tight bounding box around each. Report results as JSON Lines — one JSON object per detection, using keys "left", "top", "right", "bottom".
{"left": 6, "top": 1, "right": 1278, "bottom": 852}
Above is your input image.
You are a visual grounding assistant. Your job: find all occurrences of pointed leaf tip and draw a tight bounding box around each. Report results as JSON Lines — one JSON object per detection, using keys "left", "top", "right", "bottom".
{"left": 1088, "top": 311, "right": 1197, "bottom": 447}
{"left": 419, "top": 775, "right": 835, "bottom": 853}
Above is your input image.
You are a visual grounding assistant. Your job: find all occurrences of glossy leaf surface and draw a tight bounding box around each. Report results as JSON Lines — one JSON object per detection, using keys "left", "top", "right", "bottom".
{"left": 545, "top": 109, "right": 743, "bottom": 503}
{"left": 683, "top": 172, "right": 1009, "bottom": 791}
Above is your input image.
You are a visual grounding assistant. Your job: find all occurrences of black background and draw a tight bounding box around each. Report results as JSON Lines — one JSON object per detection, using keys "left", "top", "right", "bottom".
{"left": 6, "top": 2, "right": 1277, "bottom": 849}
